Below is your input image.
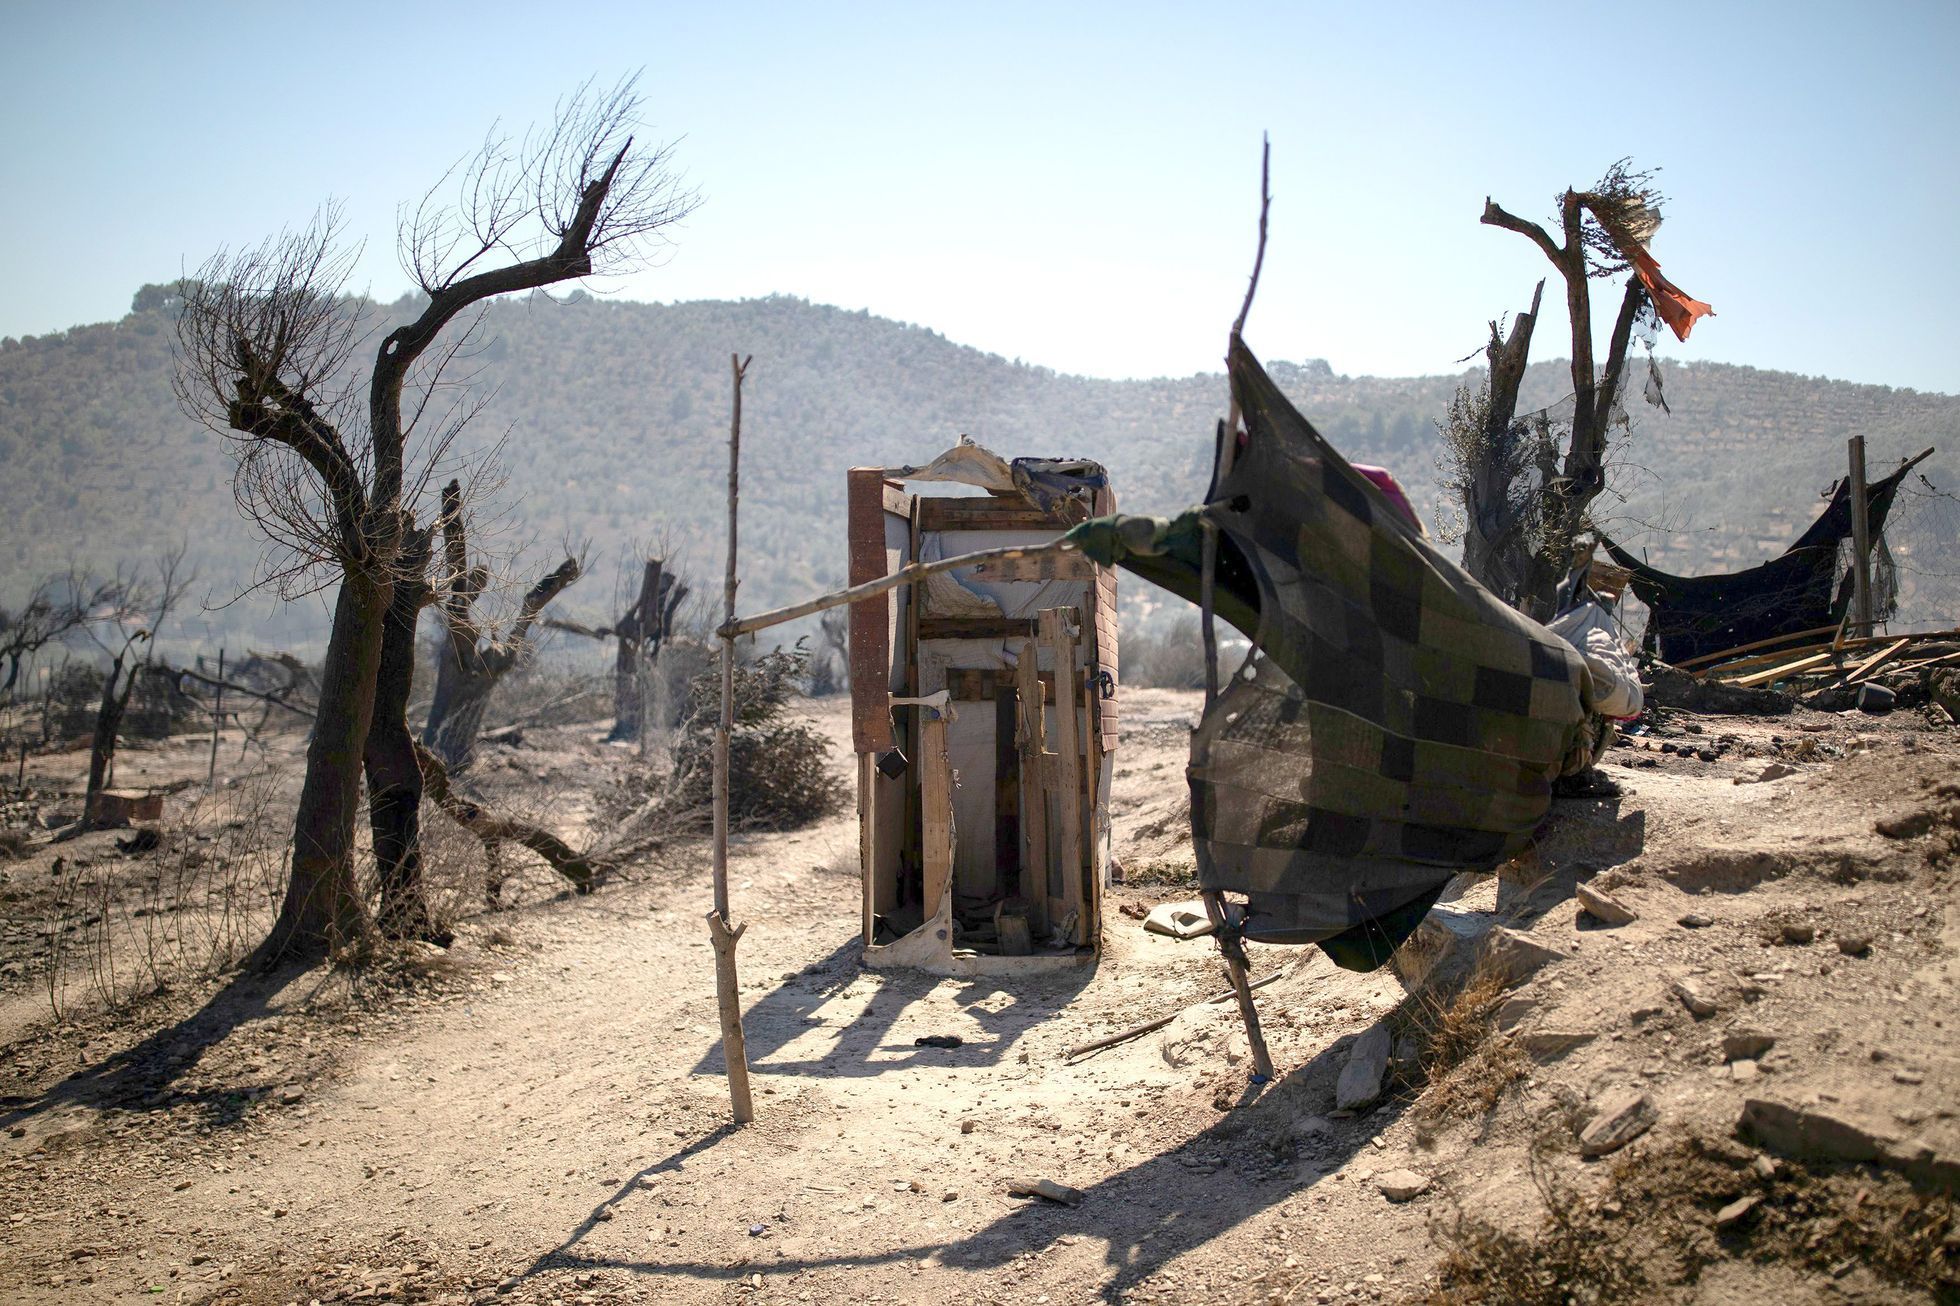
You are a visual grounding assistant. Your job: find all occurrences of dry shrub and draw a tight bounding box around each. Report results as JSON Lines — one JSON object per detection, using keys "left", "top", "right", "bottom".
{"left": 659, "top": 642, "right": 841, "bottom": 832}
{"left": 1417, "top": 1137, "right": 1960, "bottom": 1304}
{"left": 1398, "top": 960, "right": 1529, "bottom": 1124}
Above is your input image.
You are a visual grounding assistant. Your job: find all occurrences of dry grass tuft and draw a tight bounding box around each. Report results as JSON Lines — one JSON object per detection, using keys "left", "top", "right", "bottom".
{"left": 1397, "top": 961, "right": 1529, "bottom": 1125}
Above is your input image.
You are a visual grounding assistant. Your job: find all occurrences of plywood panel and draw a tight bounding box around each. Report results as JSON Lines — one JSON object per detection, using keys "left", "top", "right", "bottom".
{"left": 920, "top": 712, "right": 954, "bottom": 924}
{"left": 1041, "top": 607, "right": 1086, "bottom": 945}
{"left": 847, "top": 468, "right": 906, "bottom": 753}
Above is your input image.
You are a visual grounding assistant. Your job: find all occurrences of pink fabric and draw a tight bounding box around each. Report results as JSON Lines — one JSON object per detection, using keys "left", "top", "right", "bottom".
{"left": 1353, "top": 464, "right": 1421, "bottom": 534}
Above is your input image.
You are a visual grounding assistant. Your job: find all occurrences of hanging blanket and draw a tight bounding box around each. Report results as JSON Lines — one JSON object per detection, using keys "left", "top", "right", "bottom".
{"left": 1069, "top": 340, "right": 1596, "bottom": 969}
{"left": 1600, "top": 462, "right": 1914, "bottom": 665}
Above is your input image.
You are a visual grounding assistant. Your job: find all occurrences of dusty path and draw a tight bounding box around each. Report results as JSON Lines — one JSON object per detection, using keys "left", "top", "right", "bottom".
{"left": 3, "top": 691, "right": 1958, "bottom": 1304}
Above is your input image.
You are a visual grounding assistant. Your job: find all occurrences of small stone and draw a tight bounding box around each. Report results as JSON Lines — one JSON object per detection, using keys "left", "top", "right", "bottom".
{"left": 1578, "top": 1089, "right": 1657, "bottom": 1157}
{"left": 1375, "top": 1169, "right": 1430, "bottom": 1202}
{"left": 1731, "top": 1059, "right": 1760, "bottom": 1081}
{"left": 279, "top": 1086, "right": 305, "bottom": 1105}
{"left": 1837, "top": 934, "right": 1873, "bottom": 957}
{"left": 1723, "top": 1030, "right": 1776, "bottom": 1062}
{"left": 1697, "top": 749, "right": 1718, "bottom": 762}
{"left": 1678, "top": 913, "right": 1714, "bottom": 929}
{"left": 1753, "top": 1155, "right": 1779, "bottom": 1180}
{"left": 1893, "top": 1070, "right": 1925, "bottom": 1086}
{"left": 1780, "top": 923, "right": 1815, "bottom": 946}
{"left": 1335, "top": 1025, "right": 1393, "bottom": 1111}
{"left": 1671, "top": 978, "right": 1719, "bottom": 1019}
{"left": 1575, "top": 884, "right": 1636, "bottom": 927}
{"left": 1485, "top": 927, "right": 1570, "bottom": 984}
{"left": 1521, "top": 1030, "right": 1596, "bottom": 1061}
{"left": 941, "top": 1190, "right": 958, "bottom": 1202}
{"left": 959, "top": 1119, "right": 977, "bottom": 1134}
{"left": 1715, "top": 1195, "right": 1762, "bottom": 1229}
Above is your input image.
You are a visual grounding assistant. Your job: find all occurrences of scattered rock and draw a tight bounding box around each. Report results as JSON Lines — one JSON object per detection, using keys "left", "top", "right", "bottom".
{"left": 1485, "top": 928, "right": 1570, "bottom": 985}
{"left": 1335, "top": 1025, "right": 1393, "bottom": 1111}
{"left": 1575, "top": 883, "right": 1636, "bottom": 927}
{"left": 1005, "top": 1177, "right": 1084, "bottom": 1206}
{"left": 1579, "top": 1089, "right": 1657, "bottom": 1157}
{"left": 1837, "top": 934, "right": 1873, "bottom": 957}
{"left": 959, "top": 1119, "right": 977, "bottom": 1135}
{"left": 1493, "top": 996, "right": 1539, "bottom": 1031}
{"left": 1677, "top": 913, "right": 1714, "bottom": 930}
{"left": 1723, "top": 1030, "right": 1776, "bottom": 1062}
{"left": 1671, "top": 977, "right": 1719, "bottom": 1019}
{"left": 1737, "top": 762, "right": 1796, "bottom": 785}
{"left": 1731, "top": 1059, "right": 1760, "bottom": 1081}
{"left": 1375, "top": 1169, "right": 1430, "bottom": 1202}
{"left": 1521, "top": 1030, "right": 1596, "bottom": 1061}
{"left": 278, "top": 1086, "right": 305, "bottom": 1105}
{"left": 1780, "top": 922, "right": 1815, "bottom": 946}
{"left": 913, "top": 1035, "right": 963, "bottom": 1049}
{"left": 1715, "top": 1195, "right": 1762, "bottom": 1229}
{"left": 1876, "top": 811, "right": 1936, "bottom": 839}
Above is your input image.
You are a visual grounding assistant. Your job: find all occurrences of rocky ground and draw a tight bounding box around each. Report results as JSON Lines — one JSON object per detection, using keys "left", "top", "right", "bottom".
{"left": 0, "top": 685, "right": 1956, "bottom": 1304}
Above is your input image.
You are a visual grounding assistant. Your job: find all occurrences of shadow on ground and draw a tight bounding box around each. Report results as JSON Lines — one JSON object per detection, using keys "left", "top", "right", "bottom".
{"left": 544, "top": 1001, "right": 1406, "bottom": 1302}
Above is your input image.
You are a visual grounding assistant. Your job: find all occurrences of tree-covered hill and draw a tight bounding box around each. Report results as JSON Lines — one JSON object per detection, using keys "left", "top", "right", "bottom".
{"left": 1, "top": 291, "right": 1954, "bottom": 653}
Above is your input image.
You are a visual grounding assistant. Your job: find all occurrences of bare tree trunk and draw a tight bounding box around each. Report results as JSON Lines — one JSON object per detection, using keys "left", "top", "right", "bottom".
{"left": 423, "top": 478, "right": 579, "bottom": 772}
{"left": 367, "top": 526, "right": 440, "bottom": 942}
{"left": 83, "top": 653, "right": 136, "bottom": 827}
{"left": 425, "top": 660, "right": 499, "bottom": 773}
{"left": 1481, "top": 198, "right": 1650, "bottom": 619}
{"left": 258, "top": 568, "right": 386, "bottom": 963}
{"left": 1461, "top": 280, "right": 1545, "bottom": 603}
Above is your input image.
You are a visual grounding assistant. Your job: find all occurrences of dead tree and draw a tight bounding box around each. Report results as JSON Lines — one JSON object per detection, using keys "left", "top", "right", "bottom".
{"left": 546, "top": 550, "right": 688, "bottom": 741}
{"left": 423, "top": 478, "right": 582, "bottom": 772}
{"left": 83, "top": 549, "right": 190, "bottom": 828}
{"left": 1, "top": 573, "right": 122, "bottom": 705}
{"left": 174, "top": 78, "right": 697, "bottom": 961}
{"left": 1467, "top": 160, "right": 1709, "bottom": 619}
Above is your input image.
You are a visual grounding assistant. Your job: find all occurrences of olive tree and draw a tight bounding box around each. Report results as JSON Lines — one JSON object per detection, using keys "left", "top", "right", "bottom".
{"left": 175, "top": 79, "right": 697, "bottom": 960}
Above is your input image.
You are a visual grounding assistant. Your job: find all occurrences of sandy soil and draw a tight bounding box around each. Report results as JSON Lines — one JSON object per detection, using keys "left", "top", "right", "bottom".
{"left": 1, "top": 687, "right": 1956, "bottom": 1304}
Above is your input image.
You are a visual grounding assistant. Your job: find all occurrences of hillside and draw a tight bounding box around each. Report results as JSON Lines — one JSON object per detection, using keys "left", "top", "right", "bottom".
{"left": 1, "top": 292, "right": 1955, "bottom": 651}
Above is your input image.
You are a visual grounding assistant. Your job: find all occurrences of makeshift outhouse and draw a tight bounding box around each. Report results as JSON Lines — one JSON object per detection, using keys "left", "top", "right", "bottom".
{"left": 847, "top": 441, "right": 1117, "bottom": 974}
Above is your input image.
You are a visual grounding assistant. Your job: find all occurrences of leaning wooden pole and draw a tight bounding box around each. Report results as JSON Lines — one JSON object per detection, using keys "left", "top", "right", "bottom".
{"left": 709, "top": 352, "right": 756, "bottom": 1124}
{"left": 1200, "top": 136, "right": 1276, "bottom": 1085}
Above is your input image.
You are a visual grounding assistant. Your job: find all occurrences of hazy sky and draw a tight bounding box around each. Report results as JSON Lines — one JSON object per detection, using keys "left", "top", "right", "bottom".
{"left": 4, "top": 1, "right": 1956, "bottom": 391}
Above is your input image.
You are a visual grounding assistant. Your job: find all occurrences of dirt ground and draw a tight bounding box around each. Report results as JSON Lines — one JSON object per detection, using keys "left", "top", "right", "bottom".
{"left": 2, "top": 686, "right": 1957, "bottom": 1304}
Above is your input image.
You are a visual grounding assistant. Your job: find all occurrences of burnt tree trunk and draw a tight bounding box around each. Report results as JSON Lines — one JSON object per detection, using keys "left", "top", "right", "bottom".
{"left": 606, "top": 558, "right": 688, "bottom": 742}
{"left": 1461, "top": 279, "right": 1545, "bottom": 604}
{"left": 1481, "top": 195, "right": 1650, "bottom": 620}
{"left": 423, "top": 479, "right": 580, "bottom": 773}
{"left": 366, "top": 524, "right": 440, "bottom": 942}
{"left": 259, "top": 566, "right": 389, "bottom": 962}
{"left": 82, "top": 650, "right": 140, "bottom": 827}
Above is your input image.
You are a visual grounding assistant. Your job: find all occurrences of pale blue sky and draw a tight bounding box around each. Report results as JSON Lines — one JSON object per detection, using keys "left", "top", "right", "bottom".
{"left": 3, "top": 1, "right": 1955, "bottom": 391}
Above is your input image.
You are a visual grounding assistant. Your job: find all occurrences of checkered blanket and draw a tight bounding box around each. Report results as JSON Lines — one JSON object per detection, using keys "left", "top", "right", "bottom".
{"left": 1071, "top": 340, "right": 1596, "bottom": 965}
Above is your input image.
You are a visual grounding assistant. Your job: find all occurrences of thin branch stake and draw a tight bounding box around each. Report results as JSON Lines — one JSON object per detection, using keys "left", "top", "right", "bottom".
{"left": 1205, "top": 136, "right": 1278, "bottom": 1087}
{"left": 710, "top": 352, "right": 756, "bottom": 1125}
{"left": 1231, "top": 134, "right": 1272, "bottom": 340}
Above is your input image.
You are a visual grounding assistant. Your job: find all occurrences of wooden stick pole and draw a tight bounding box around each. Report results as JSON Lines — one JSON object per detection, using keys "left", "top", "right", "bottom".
{"left": 720, "top": 540, "right": 1074, "bottom": 639}
{"left": 1197, "top": 140, "right": 1278, "bottom": 1087}
{"left": 207, "top": 647, "right": 224, "bottom": 788}
{"left": 1848, "top": 436, "right": 1874, "bottom": 638}
{"left": 710, "top": 352, "right": 755, "bottom": 1125}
